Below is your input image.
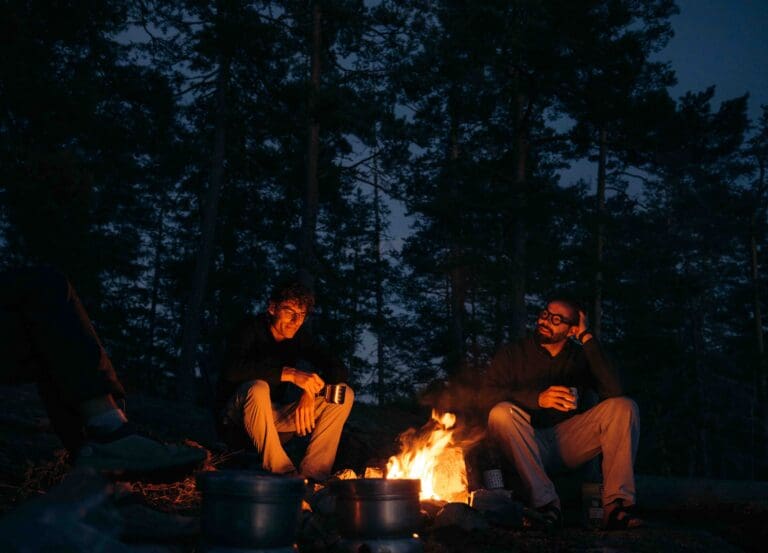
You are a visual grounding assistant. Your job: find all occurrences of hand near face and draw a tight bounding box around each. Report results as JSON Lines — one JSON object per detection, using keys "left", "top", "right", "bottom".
{"left": 294, "top": 391, "right": 316, "bottom": 436}
{"left": 575, "top": 310, "right": 588, "bottom": 335}
{"left": 538, "top": 385, "right": 578, "bottom": 412}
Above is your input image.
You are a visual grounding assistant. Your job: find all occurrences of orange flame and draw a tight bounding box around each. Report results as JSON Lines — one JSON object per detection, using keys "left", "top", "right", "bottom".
{"left": 386, "top": 409, "right": 467, "bottom": 502}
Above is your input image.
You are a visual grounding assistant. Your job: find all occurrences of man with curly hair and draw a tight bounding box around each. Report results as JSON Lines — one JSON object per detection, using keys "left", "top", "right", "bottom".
{"left": 216, "top": 280, "right": 353, "bottom": 480}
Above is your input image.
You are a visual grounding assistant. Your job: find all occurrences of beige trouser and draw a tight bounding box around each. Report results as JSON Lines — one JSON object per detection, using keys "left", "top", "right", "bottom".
{"left": 487, "top": 397, "right": 639, "bottom": 509}
{"left": 226, "top": 379, "right": 354, "bottom": 480}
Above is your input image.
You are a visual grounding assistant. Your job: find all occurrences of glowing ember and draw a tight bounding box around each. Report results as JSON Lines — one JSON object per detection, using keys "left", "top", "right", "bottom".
{"left": 386, "top": 409, "right": 468, "bottom": 502}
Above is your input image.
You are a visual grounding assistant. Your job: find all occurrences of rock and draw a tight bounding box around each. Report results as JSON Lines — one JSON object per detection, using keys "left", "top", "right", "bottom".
{"left": 421, "top": 498, "right": 445, "bottom": 519}
{"left": 469, "top": 488, "right": 524, "bottom": 528}
{"left": 0, "top": 469, "right": 132, "bottom": 551}
{"left": 334, "top": 468, "right": 358, "bottom": 480}
{"left": 433, "top": 502, "right": 489, "bottom": 531}
{"left": 298, "top": 510, "right": 340, "bottom": 551}
{"left": 308, "top": 484, "right": 336, "bottom": 516}
{"left": 364, "top": 466, "right": 384, "bottom": 478}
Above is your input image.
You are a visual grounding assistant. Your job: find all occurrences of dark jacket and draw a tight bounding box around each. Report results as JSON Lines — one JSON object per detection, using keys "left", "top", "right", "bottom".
{"left": 484, "top": 333, "right": 623, "bottom": 428}
{"left": 216, "top": 313, "right": 348, "bottom": 415}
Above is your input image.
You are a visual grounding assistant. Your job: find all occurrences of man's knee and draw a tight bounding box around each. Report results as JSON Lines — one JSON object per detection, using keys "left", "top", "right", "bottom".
{"left": 243, "top": 379, "right": 272, "bottom": 406}
{"left": 488, "top": 401, "right": 530, "bottom": 432}
{"left": 601, "top": 396, "right": 639, "bottom": 421}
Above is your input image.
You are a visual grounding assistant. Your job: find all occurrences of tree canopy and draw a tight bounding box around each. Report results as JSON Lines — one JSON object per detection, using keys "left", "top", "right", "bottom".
{"left": 2, "top": 0, "right": 766, "bottom": 479}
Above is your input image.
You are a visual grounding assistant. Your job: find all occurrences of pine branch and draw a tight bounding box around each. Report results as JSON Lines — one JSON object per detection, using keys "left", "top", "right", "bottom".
{"left": 339, "top": 152, "right": 379, "bottom": 172}
{"left": 611, "top": 170, "right": 651, "bottom": 183}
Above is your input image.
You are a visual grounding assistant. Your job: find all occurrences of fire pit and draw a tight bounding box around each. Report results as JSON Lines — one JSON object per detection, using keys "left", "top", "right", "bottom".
{"left": 331, "top": 478, "right": 423, "bottom": 553}
{"left": 328, "top": 409, "right": 481, "bottom": 552}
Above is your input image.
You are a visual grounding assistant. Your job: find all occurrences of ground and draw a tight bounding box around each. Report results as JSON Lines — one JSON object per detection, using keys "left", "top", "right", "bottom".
{"left": 0, "top": 384, "right": 766, "bottom": 552}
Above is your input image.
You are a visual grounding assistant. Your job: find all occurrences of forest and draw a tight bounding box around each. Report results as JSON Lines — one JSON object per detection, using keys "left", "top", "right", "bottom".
{"left": 2, "top": 0, "right": 767, "bottom": 483}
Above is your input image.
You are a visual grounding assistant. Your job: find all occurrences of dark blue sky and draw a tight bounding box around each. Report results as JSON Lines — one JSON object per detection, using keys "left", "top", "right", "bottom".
{"left": 556, "top": 0, "right": 768, "bottom": 189}
{"left": 661, "top": 0, "right": 768, "bottom": 120}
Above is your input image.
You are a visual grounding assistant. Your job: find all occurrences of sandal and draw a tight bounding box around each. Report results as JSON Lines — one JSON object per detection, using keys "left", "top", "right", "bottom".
{"left": 524, "top": 502, "right": 563, "bottom": 531}
{"left": 602, "top": 499, "right": 645, "bottom": 530}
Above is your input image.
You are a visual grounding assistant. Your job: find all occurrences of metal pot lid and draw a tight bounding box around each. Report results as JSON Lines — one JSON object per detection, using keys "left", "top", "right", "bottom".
{"left": 197, "top": 470, "right": 305, "bottom": 498}
{"left": 330, "top": 478, "right": 421, "bottom": 498}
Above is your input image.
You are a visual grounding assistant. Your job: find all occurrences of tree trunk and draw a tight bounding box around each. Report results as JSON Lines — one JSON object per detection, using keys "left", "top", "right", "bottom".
{"left": 510, "top": 91, "right": 528, "bottom": 339}
{"left": 750, "top": 217, "right": 764, "bottom": 357}
{"left": 373, "top": 150, "right": 386, "bottom": 405}
{"left": 448, "top": 113, "right": 466, "bottom": 374}
{"left": 143, "top": 199, "right": 165, "bottom": 391}
{"left": 753, "top": 156, "right": 768, "bottom": 475}
{"left": 299, "top": 0, "right": 322, "bottom": 293}
{"left": 691, "top": 291, "right": 711, "bottom": 477}
{"left": 748, "top": 222, "right": 762, "bottom": 479}
{"left": 594, "top": 127, "right": 607, "bottom": 337}
{"left": 178, "top": 56, "right": 229, "bottom": 403}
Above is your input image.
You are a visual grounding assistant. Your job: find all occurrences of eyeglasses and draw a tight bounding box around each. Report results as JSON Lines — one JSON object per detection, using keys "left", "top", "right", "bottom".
{"left": 278, "top": 306, "right": 308, "bottom": 322}
{"left": 538, "top": 309, "right": 576, "bottom": 326}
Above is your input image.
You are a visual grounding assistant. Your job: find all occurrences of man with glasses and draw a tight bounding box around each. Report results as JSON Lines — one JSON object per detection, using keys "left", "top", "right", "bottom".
{"left": 484, "top": 298, "right": 641, "bottom": 530}
{"left": 216, "top": 280, "right": 353, "bottom": 480}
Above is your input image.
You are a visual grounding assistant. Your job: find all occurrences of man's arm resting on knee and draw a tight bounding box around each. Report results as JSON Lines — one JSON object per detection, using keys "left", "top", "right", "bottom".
{"left": 281, "top": 366, "right": 325, "bottom": 394}
{"left": 281, "top": 367, "right": 324, "bottom": 436}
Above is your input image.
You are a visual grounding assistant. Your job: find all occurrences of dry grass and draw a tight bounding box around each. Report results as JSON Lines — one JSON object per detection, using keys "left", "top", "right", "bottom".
{"left": 8, "top": 440, "right": 239, "bottom": 516}
{"left": 126, "top": 440, "right": 234, "bottom": 515}
{"left": 6, "top": 449, "right": 71, "bottom": 507}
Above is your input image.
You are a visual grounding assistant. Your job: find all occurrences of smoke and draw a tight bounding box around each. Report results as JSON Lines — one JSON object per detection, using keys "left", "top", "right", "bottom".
{"left": 418, "top": 367, "right": 493, "bottom": 429}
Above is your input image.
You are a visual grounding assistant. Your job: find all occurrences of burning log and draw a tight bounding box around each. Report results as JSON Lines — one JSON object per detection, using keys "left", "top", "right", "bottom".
{"left": 385, "top": 409, "right": 482, "bottom": 504}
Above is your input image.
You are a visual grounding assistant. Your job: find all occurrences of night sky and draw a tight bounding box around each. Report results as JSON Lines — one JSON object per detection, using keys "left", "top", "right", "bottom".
{"left": 664, "top": 0, "right": 768, "bottom": 121}
{"left": 556, "top": 0, "right": 768, "bottom": 195}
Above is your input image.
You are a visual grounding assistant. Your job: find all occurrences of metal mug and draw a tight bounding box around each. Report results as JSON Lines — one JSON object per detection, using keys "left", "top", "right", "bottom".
{"left": 320, "top": 383, "right": 347, "bottom": 404}
{"left": 569, "top": 386, "right": 579, "bottom": 409}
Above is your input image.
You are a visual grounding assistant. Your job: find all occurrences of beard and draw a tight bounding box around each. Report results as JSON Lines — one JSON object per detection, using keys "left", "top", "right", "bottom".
{"left": 535, "top": 324, "right": 569, "bottom": 344}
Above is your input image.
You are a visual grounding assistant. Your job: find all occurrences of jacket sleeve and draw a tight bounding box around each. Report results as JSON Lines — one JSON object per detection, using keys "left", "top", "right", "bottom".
{"left": 221, "top": 318, "right": 284, "bottom": 389}
{"left": 485, "top": 344, "right": 542, "bottom": 411}
{"left": 582, "top": 338, "right": 623, "bottom": 399}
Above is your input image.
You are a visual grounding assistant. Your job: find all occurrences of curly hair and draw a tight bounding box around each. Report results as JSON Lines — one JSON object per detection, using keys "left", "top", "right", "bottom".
{"left": 268, "top": 280, "right": 316, "bottom": 312}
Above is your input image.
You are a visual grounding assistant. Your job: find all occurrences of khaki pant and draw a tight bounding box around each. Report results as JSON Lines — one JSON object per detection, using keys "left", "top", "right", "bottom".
{"left": 487, "top": 397, "right": 639, "bottom": 508}
{"left": 223, "top": 379, "right": 354, "bottom": 480}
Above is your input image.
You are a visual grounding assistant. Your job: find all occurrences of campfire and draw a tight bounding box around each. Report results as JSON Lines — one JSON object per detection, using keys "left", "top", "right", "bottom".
{"left": 384, "top": 409, "right": 469, "bottom": 504}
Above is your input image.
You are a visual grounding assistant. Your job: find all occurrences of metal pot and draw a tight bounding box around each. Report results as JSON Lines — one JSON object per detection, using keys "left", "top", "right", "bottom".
{"left": 331, "top": 478, "right": 421, "bottom": 538}
{"left": 197, "top": 470, "right": 304, "bottom": 549}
